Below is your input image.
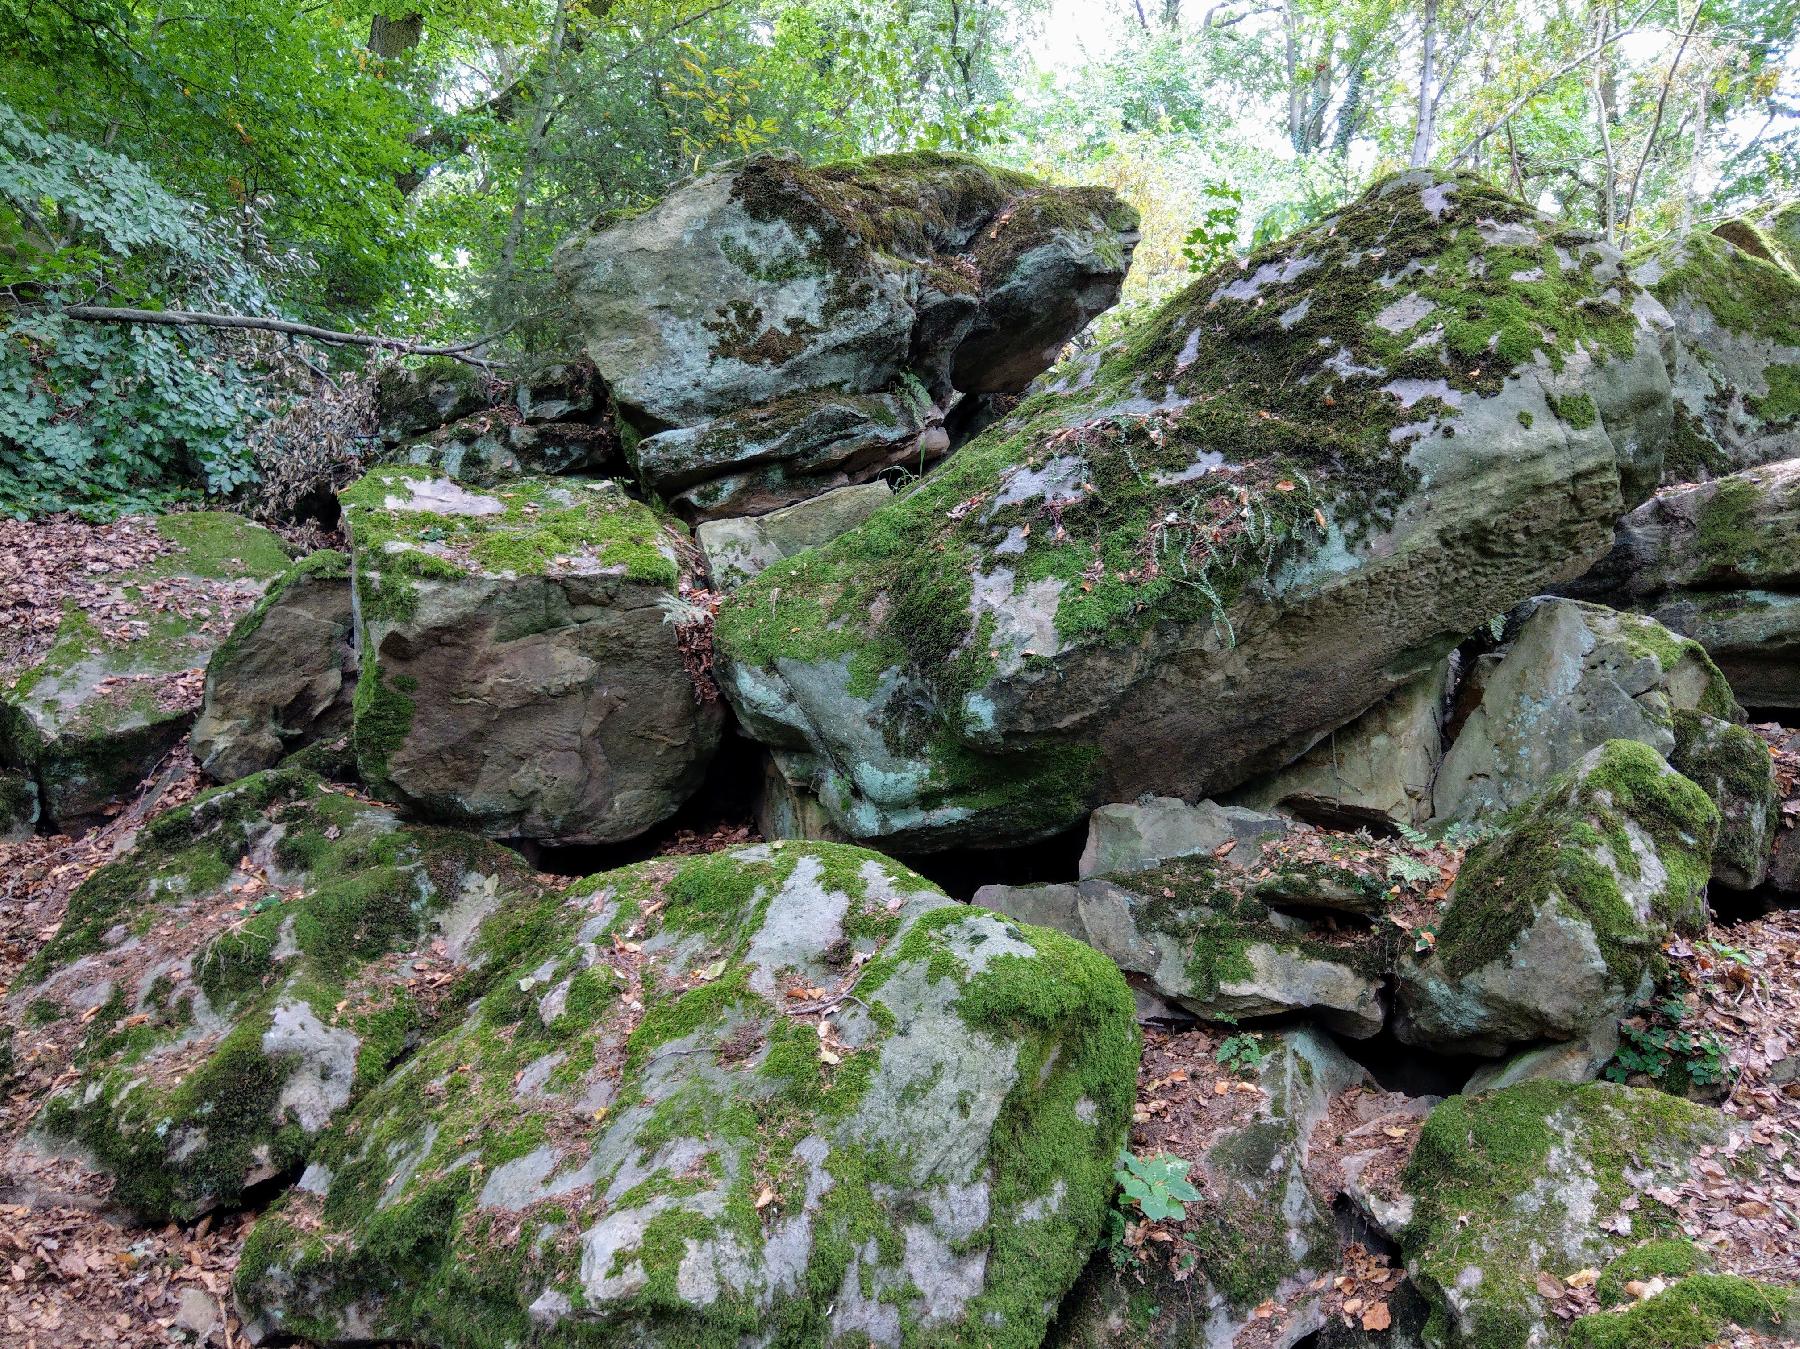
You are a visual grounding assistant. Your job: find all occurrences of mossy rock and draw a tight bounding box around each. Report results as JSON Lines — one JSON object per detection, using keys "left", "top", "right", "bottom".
{"left": 0, "top": 512, "right": 290, "bottom": 826}
{"left": 1637, "top": 219, "right": 1800, "bottom": 480}
{"left": 1399, "top": 740, "right": 1719, "bottom": 1056}
{"left": 6, "top": 765, "right": 547, "bottom": 1220}
{"left": 1051, "top": 1029, "right": 1369, "bottom": 1348}
{"left": 1398, "top": 1081, "right": 1730, "bottom": 1349}
{"left": 0, "top": 765, "right": 38, "bottom": 841}
{"left": 553, "top": 152, "right": 1137, "bottom": 432}
{"left": 190, "top": 549, "right": 357, "bottom": 784}
{"left": 714, "top": 171, "right": 1672, "bottom": 852}
{"left": 234, "top": 841, "right": 1140, "bottom": 1348}
{"left": 1569, "top": 460, "right": 1800, "bottom": 710}
{"left": 1434, "top": 599, "right": 1740, "bottom": 822}
{"left": 975, "top": 852, "right": 1391, "bottom": 1036}
{"left": 341, "top": 466, "right": 724, "bottom": 844}
{"left": 387, "top": 413, "right": 615, "bottom": 487}
{"left": 1669, "top": 709, "right": 1779, "bottom": 890}
{"left": 1568, "top": 1271, "right": 1796, "bottom": 1348}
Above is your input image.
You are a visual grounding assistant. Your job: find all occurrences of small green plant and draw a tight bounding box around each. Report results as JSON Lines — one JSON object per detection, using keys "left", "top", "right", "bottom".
{"left": 1606, "top": 994, "right": 1730, "bottom": 1092}
{"left": 1439, "top": 818, "right": 1491, "bottom": 849}
{"left": 1395, "top": 821, "right": 1430, "bottom": 847}
{"left": 1115, "top": 1149, "right": 1202, "bottom": 1223}
{"left": 1386, "top": 853, "right": 1437, "bottom": 887}
{"left": 1215, "top": 1032, "right": 1269, "bottom": 1073}
{"left": 1181, "top": 179, "right": 1243, "bottom": 274}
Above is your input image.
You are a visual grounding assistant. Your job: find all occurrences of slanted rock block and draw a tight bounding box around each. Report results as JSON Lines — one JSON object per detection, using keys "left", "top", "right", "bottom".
{"left": 191, "top": 549, "right": 357, "bottom": 783}
{"left": 342, "top": 466, "right": 723, "bottom": 844}
{"left": 234, "top": 841, "right": 1139, "bottom": 1347}
{"left": 0, "top": 513, "right": 290, "bottom": 826}
{"left": 715, "top": 171, "right": 1673, "bottom": 850}
{"left": 7, "top": 765, "right": 547, "bottom": 1219}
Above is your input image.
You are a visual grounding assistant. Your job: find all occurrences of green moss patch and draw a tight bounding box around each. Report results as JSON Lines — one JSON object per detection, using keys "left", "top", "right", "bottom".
{"left": 1569, "top": 1275, "right": 1796, "bottom": 1349}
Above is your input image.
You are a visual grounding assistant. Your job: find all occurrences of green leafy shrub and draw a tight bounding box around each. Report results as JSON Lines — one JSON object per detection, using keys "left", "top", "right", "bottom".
{"left": 0, "top": 102, "right": 270, "bottom": 518}
{"left": 1114, "top": 1148, "right": 1201, "bottom": 1223}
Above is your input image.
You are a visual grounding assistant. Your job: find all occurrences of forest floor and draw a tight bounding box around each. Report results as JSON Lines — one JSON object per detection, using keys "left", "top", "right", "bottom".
{"left": 3, "top": 519, "right": 1799, "bottom": 1347}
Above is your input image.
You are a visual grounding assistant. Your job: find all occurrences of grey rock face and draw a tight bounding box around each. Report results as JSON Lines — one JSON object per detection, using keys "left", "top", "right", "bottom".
{"left": 1669, "top": 710, "right": 1780, "bottom": 889}
{"left": 1570, "top": 459, "right": 1800, "bottom": 708}
{"left": 191, "top": 551, "right": 357, "bottom": 782}
{"left": 1398, "top": 740, "right": 1718, "bottom": 1056}
{"left": 343, "top": 467, "right": 723, "bottom": 845}
{"left": 713, "top": 171, "right": 1674, "bottom": 851}
{"left": 698, "top": 481, "right": 893, "bottom": 591}
{"left": 235, "top": 843, "right": 1139, "bottom": 1348}
{"left": 1078, "top": 795, "right": 1294, "bottom": 879}
{"left": 1231, "top": 659, "right": 1451, "bottom": 827}
{"left": 1433, "top": 599, "right": 1738, "bottom": 821}
{"left": 554, "top": 153, "right": 1137, "bottom": 516}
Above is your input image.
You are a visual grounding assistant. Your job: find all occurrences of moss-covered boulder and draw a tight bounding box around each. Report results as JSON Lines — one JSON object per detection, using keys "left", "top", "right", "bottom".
{"left": 1052, "top": 1028, "right": 1369, "bottom": 1349}
{"left": 1398, "top": 740, "right": 1719, "bottom": 1056}
{"left": 1397, "top": 1081, "right": 1733, "bottom": 1349}
{"left": 234, "top": 841, "right": 1139, "bottom": 1347}
{"left": 389, "top": 412, "right": 616, "bottom": 487}
{"left": 190, "top": 550, "right": 357, "bottom": 783}
{"left": 4, "top": 765, "right": 546, "bottom": 1220}
{"left": 1571, "top": 459, "right": 1800, "bottom": 709}
{"left": 975, "top": 851, "right": 1390, "bottom": 1035}
{"left": 1433, "top": 599, "right": 1740, "bottom": 821}
{"left": 712, "top": 171, "right": 1673, "bottom": 851}
{"left": 553, "top": 153, "right": 1138, "bottom": 517}
{"left": 0, "top": 512, "right": 290, "bottom": 827}
{"left": 1669, "top": 709, "right": 1779, "bottom": 890}
{"left": 1636, "top": 214, "right": 1800, "bottom": 481}
{"left": 1566, "top": 1271, "right": 1796, "bottom": 1348}
{"left": 343, "top": 466, "right": 724, "bottom": 844}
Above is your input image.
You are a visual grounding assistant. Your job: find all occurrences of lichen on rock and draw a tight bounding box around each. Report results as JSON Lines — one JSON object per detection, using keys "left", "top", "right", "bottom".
{"left": 6, "top": 764, "right": 546, "bottom": 1220}
{"left": 713, "top": 170, "right": 1673, "bottom": 851}
{"left": 234, "top": 841, "right": 1139, "bottom": 1348}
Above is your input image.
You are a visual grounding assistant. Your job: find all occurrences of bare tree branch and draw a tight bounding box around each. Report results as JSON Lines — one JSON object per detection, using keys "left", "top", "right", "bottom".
{"left": 54, "top": 306, "right": 500, "bottom": 367}
{"left": 1622, "top": 0, "right": 1705, "bottom": 232}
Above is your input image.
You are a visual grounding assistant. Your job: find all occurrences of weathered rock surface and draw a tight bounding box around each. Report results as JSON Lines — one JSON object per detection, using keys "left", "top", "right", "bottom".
{"left": 190, "top": 550, "right": 357, "bottom": 783}
{"left": 714, "top": 171, "right": 1673, "bottom": 851}
{"left": 1636, "top": 211, "right": 1800, "bottom": 481}
{"left": 1053, "top": 1029, "right": 1369, "bottom": 1349}
{"left": 0, "top": 513, "right": 290, "bottom": 827}
{"left": 5, "top": 765, "right": 544, "bottom": 1219}
{"left": 1433, "top": 599, "right": 1739, "bottom": 821}
{"left": 1668, "top": 709, "right": 1780, "bottom": 890}
{"left": 234, "top": 842, "right": 1139, "bottom": 1347}
{"left": 1398, "top": 740, "right": 1718, "bottom": 1056}
{"left": 699, "top": 480, "right": 893, "bottom": 591}
{"left": 343, "top": 466, "right": 723, "bottom": 844}
{"left": 554, "top": 153, "right": 1138, "bottom": 516}
{"left": 752, "top": 748, "right": 851, "bottom": 843}
{"left": 976, "top": 853, "right": 1388, "bottom": 1036}
{"left": 1231, "top": 659, "right": 1451, "bottom": 827}
{"left": 1078, "top": 795, "right": 1293, "bottom": 880}
{"left": 391, "top": 413, "right": 615, "bottom": 486}
{"left": 1570, "top": 459, "right": 1800, "bottom": 708}
{"left": 1397, "top": 1080, "right": 1735, "bottom": 1348}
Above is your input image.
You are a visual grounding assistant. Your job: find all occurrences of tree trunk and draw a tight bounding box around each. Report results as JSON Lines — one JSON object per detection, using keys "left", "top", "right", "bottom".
{"left": 368, "top": 12, "right": 424, "bottom": 59}
{"left": 1410, "top": 0, "right": 1440, "bottom": 168}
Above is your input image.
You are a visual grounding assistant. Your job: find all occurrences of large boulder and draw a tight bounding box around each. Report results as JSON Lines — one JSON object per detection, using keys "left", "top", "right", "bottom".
{"left": 234, "top": 841, "right": 1139, "bottom": 1347}
{"left": 1669, "top": 709, "right": 1779, "bottom": 890}
{"left": 4, "top": 766, "right": 545, "bottom": 1219}
{"left": 976, "top": 851, "right": 1389, "bottom": 1035}
{"left": 1433, "top": 599, "right": 1739, "bottom": 821}
{"left": 0, "top": 513, "right": 290, "bottom": 827}
{"left": 554, "top": 153, "right": 1139, "bottom": 517}
{"left": 342, "top": 466, "right": 724, "bottom": 844}
{"left": 713, "top": 171, "right": 1673, "bottom": 852}
{"left": 1635, "top": 212, "right": 1800, "bottom": 481}
{"left": 1570, "top": 459, "right": 1800, "bottom": 708}
{"left": 1077, "top": 795, "right": 1294, "bottom": 879}
{"left": 1397, "top": 1081, "right": 1735, "bottom": 1349}
{"left": 1397, "top": 740, "right": 1718, "bottom": 1056}
{"left": 190, "top": 550, "right": 358, "bottom": 783}
{"left": 1053, "top": 1028, "right": 1370, "bottom": 1349}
